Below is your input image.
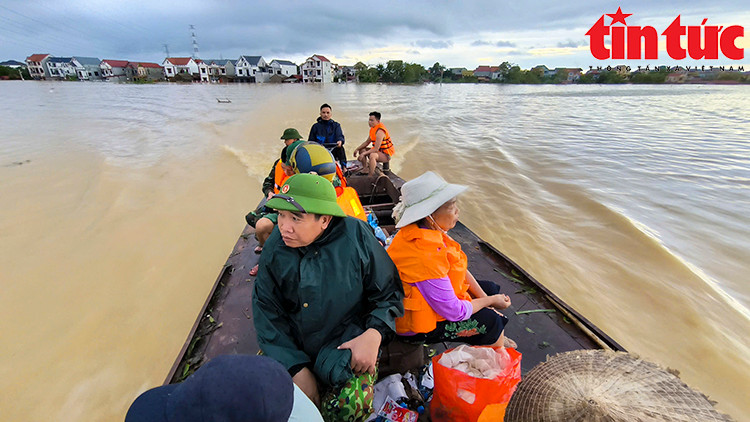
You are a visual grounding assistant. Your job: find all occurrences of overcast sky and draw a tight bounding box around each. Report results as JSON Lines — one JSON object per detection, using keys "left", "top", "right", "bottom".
{"left": 1, "top": 1, "right": 748, "bottom": 69}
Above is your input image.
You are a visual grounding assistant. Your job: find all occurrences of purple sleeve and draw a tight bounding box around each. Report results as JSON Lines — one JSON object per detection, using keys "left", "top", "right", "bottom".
{"left": 414, "top": 277, "right": 473, "bottom": 322}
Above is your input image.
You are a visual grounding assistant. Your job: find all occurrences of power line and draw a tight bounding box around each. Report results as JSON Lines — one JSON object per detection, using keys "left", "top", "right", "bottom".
{"left": 0, "top": 7, "right": 99, "bottom": 53}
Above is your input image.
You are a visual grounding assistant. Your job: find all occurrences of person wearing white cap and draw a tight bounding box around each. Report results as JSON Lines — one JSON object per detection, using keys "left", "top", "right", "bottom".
{"left": 387, "top": 171, "right": 515, "bottom": 348}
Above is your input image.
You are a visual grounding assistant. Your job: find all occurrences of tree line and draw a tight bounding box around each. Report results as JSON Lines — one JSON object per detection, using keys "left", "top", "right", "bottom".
{"left": 345, "top": 61, "right": 748, "bottom": 84}
{"left": 0, "top": 66, "right": 31, "bottom": 80}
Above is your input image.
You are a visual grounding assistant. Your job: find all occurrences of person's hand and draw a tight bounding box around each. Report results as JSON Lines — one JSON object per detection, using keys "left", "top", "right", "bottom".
{"left": 338, "top": 328, "right": 381, "bottom": 375}
{"left": 336, "top": 141, "right": 342, "bottom": 147}
{"left": 353, "top": 148, "right": 360, "bottom": 158}
{"left": 491, "top": 294, "right": 511, "bottom": 310}
{"left": 266, "top": 191, "right": 274, "bottom": 200}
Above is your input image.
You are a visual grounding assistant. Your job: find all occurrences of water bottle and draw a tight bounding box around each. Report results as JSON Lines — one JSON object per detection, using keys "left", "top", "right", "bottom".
{"left": 366, "top": 211, "right": 387, "bottom": 244}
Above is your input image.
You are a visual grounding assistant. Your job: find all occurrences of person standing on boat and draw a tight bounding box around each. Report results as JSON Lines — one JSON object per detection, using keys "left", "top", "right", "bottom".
{"left": 387, "top": 171, "right": 514, "bottom": 349}
{"left": 252, "top": 173, "right": 404, "bottom": 421}
{"left": 308, "top": 103, "right": 347, "bottom": 170}
{"left": 353, "top": 111, "right": 395, "bottom": 176}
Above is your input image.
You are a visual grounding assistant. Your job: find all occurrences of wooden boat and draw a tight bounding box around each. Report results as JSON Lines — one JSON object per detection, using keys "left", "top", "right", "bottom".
{"left": 164, "top": 167, "right": 624, "bottom": 385}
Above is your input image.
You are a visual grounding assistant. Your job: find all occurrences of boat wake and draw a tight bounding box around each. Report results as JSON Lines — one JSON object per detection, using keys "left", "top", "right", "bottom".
{"left": 221, "top": 144, "right": 268, "bottom": 181}
{"left": 616, "top": 210, "right": 750, "bottom": 323}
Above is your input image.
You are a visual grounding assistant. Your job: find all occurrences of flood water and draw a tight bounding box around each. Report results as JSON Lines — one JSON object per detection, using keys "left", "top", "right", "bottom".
{"left": 1, "top": 81, "right": 748, "bottom": 421}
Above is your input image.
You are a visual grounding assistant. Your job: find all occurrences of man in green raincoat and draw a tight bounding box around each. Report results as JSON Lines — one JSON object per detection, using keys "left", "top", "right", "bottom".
{"left": 252, "top": 173, "right": 404, "bottom": 421}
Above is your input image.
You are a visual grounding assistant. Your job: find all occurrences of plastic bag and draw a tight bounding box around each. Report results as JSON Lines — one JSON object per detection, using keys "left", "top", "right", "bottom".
{"left": 430, "top": 346, "right": 522, "bottom": 422}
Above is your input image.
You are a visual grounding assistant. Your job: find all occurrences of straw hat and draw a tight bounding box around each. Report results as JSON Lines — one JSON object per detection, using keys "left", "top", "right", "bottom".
{"left": 504, "top": 349, "right": 732, "bottom": 422}
{"left": 392, "top": 171, "right": 467, "bottom": 228}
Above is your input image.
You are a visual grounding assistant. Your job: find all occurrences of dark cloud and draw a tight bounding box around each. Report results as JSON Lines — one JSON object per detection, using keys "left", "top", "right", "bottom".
{"left": 557, "top": 40, "right": 585, "bottom": 48}
{"left": 414, "top": 40, "right": 453, "bottom": 49}
{"left": 1, "top": 0, "right": 746, "bottom": 66}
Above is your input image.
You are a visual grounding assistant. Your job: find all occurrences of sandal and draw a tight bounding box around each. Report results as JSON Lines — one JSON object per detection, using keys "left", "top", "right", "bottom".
{"left": 249, "top": 264, "right": 259, "bottom": 276}
{"left": 504, "top": 337, "right": 518, "bottom": 349}
{"left": 254, "top": 245, "right": 263, "bottom": 254}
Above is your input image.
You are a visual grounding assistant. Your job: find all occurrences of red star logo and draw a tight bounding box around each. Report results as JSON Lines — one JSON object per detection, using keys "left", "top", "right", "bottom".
{"left": 606, "top": 7, "right": 632, "bottom": 25}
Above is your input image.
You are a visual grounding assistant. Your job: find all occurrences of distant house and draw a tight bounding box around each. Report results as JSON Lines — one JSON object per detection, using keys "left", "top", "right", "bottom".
{"left": 162, "top": 57, "right": 200, "bottom": 80}
{"left": 134, "top": 62, "right": 164, "bottom": 81}
{"left": 26, "top": 54, "right": 51, "bottom": 79}
{"left": 473, "top": 65, "right": 499, "bottom": 81}
{"left": 101, "top": 59, "right": 131, "bottom": 82}
{"left": 195, "top": 59, "right": 210, "bottom": 82}
{"left": 566, "top": 68, "right": 583, "bottom": 82}
{"left": 531, "top": 65, "right": 555, "bottom": 78}
{"left": 204, "top": 59, "right": 237, "bottom": 81}
{"left": 235, "top": 56, "right": 272, "bottom": 82}
{"left": 72, "top": 57, "right": 103, "bottom": 81}
{"left": 302, "top": 54, "right": 332, "bottom": 83}
{"left": 0, "top": 60, "right": 25, "bottom": 68}
{"left": 270, "top": 59, "right": 298, "bottom": 77}
{"left": 340, "top": 65, "right": 357, "bottom": 82}
{"left": 585, "top": 68, "right": 601, "bottom": 76}
{"left": 47, "top": 57, "right": 76, "bottom": 79}
{"left": 449, "top": 67, "right": 467, "bottom": 75}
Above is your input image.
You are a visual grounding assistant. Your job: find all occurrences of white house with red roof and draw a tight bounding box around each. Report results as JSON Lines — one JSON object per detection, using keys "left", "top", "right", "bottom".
{"left": 25, "top": 54, "right": 51, "bottom": 79}
{"left": 162, "top": 57, "right": 200, "bottom": 80}
{"left": 101, "top": 60, "right": 131, "bottom": 82}
{"left": 302, "top": 54, "right": 332, "bottom": 83}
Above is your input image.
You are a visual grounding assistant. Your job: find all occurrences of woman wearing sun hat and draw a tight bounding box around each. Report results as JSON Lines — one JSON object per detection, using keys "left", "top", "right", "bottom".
{"left": 387, "top": 171, "right": 514, "bottom": 348}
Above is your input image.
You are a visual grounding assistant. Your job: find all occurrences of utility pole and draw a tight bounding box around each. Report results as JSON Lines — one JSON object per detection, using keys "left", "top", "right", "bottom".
{"left": 163, "top": 44, "right": 170, "bottom": 58}
{"left": 190, "top": 25, "right": 200, "bottom": 59}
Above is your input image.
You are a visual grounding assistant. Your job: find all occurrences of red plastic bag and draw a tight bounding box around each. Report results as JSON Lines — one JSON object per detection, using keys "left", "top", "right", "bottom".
{"left": 431, "top": 346, "right": 522, "bottom": 422}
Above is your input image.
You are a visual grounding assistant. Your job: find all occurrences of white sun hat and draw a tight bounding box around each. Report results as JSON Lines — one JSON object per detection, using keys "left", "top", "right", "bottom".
{"left": 393, "top": 171, "right": 468, "bottom": 229}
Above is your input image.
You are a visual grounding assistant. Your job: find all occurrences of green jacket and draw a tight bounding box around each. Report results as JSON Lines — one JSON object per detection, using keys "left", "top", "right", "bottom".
{"left": 252, "top": 217, "right": 404, "bottom": 387}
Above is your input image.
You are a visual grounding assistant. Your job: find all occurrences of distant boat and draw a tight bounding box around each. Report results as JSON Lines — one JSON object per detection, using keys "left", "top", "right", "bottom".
{"left": 216, "top": 98, "right": 231, "bottom": 103}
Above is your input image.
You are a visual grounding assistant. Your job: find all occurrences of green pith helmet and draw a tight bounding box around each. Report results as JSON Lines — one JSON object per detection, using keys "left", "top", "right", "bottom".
{"left": 280, "top": 128, "right": 302, "bottom": 140}
{"left": 266, "top": 173, "right": 346, "bottom": 217}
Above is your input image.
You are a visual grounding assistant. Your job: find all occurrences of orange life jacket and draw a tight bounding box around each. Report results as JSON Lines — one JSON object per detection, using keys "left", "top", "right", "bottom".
{"left": 273, "top": 161, "right": 289, "bottom": 194}
{"left": 335, "top": 162, "right": 348, "bottom": 188}
{"left": 387, "top": 223, "right": 470, "bottom": 334}
{"left": 369, "top": 122, "right": 395, "bottom": 156}
{"left": 335, "top": 186, "right": 366, "bottom": 221}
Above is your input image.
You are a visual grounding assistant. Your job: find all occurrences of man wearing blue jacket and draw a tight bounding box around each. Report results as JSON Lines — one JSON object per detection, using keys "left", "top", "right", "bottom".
{"left": 308, "top": 103, "right": 347, "bottom": 170}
